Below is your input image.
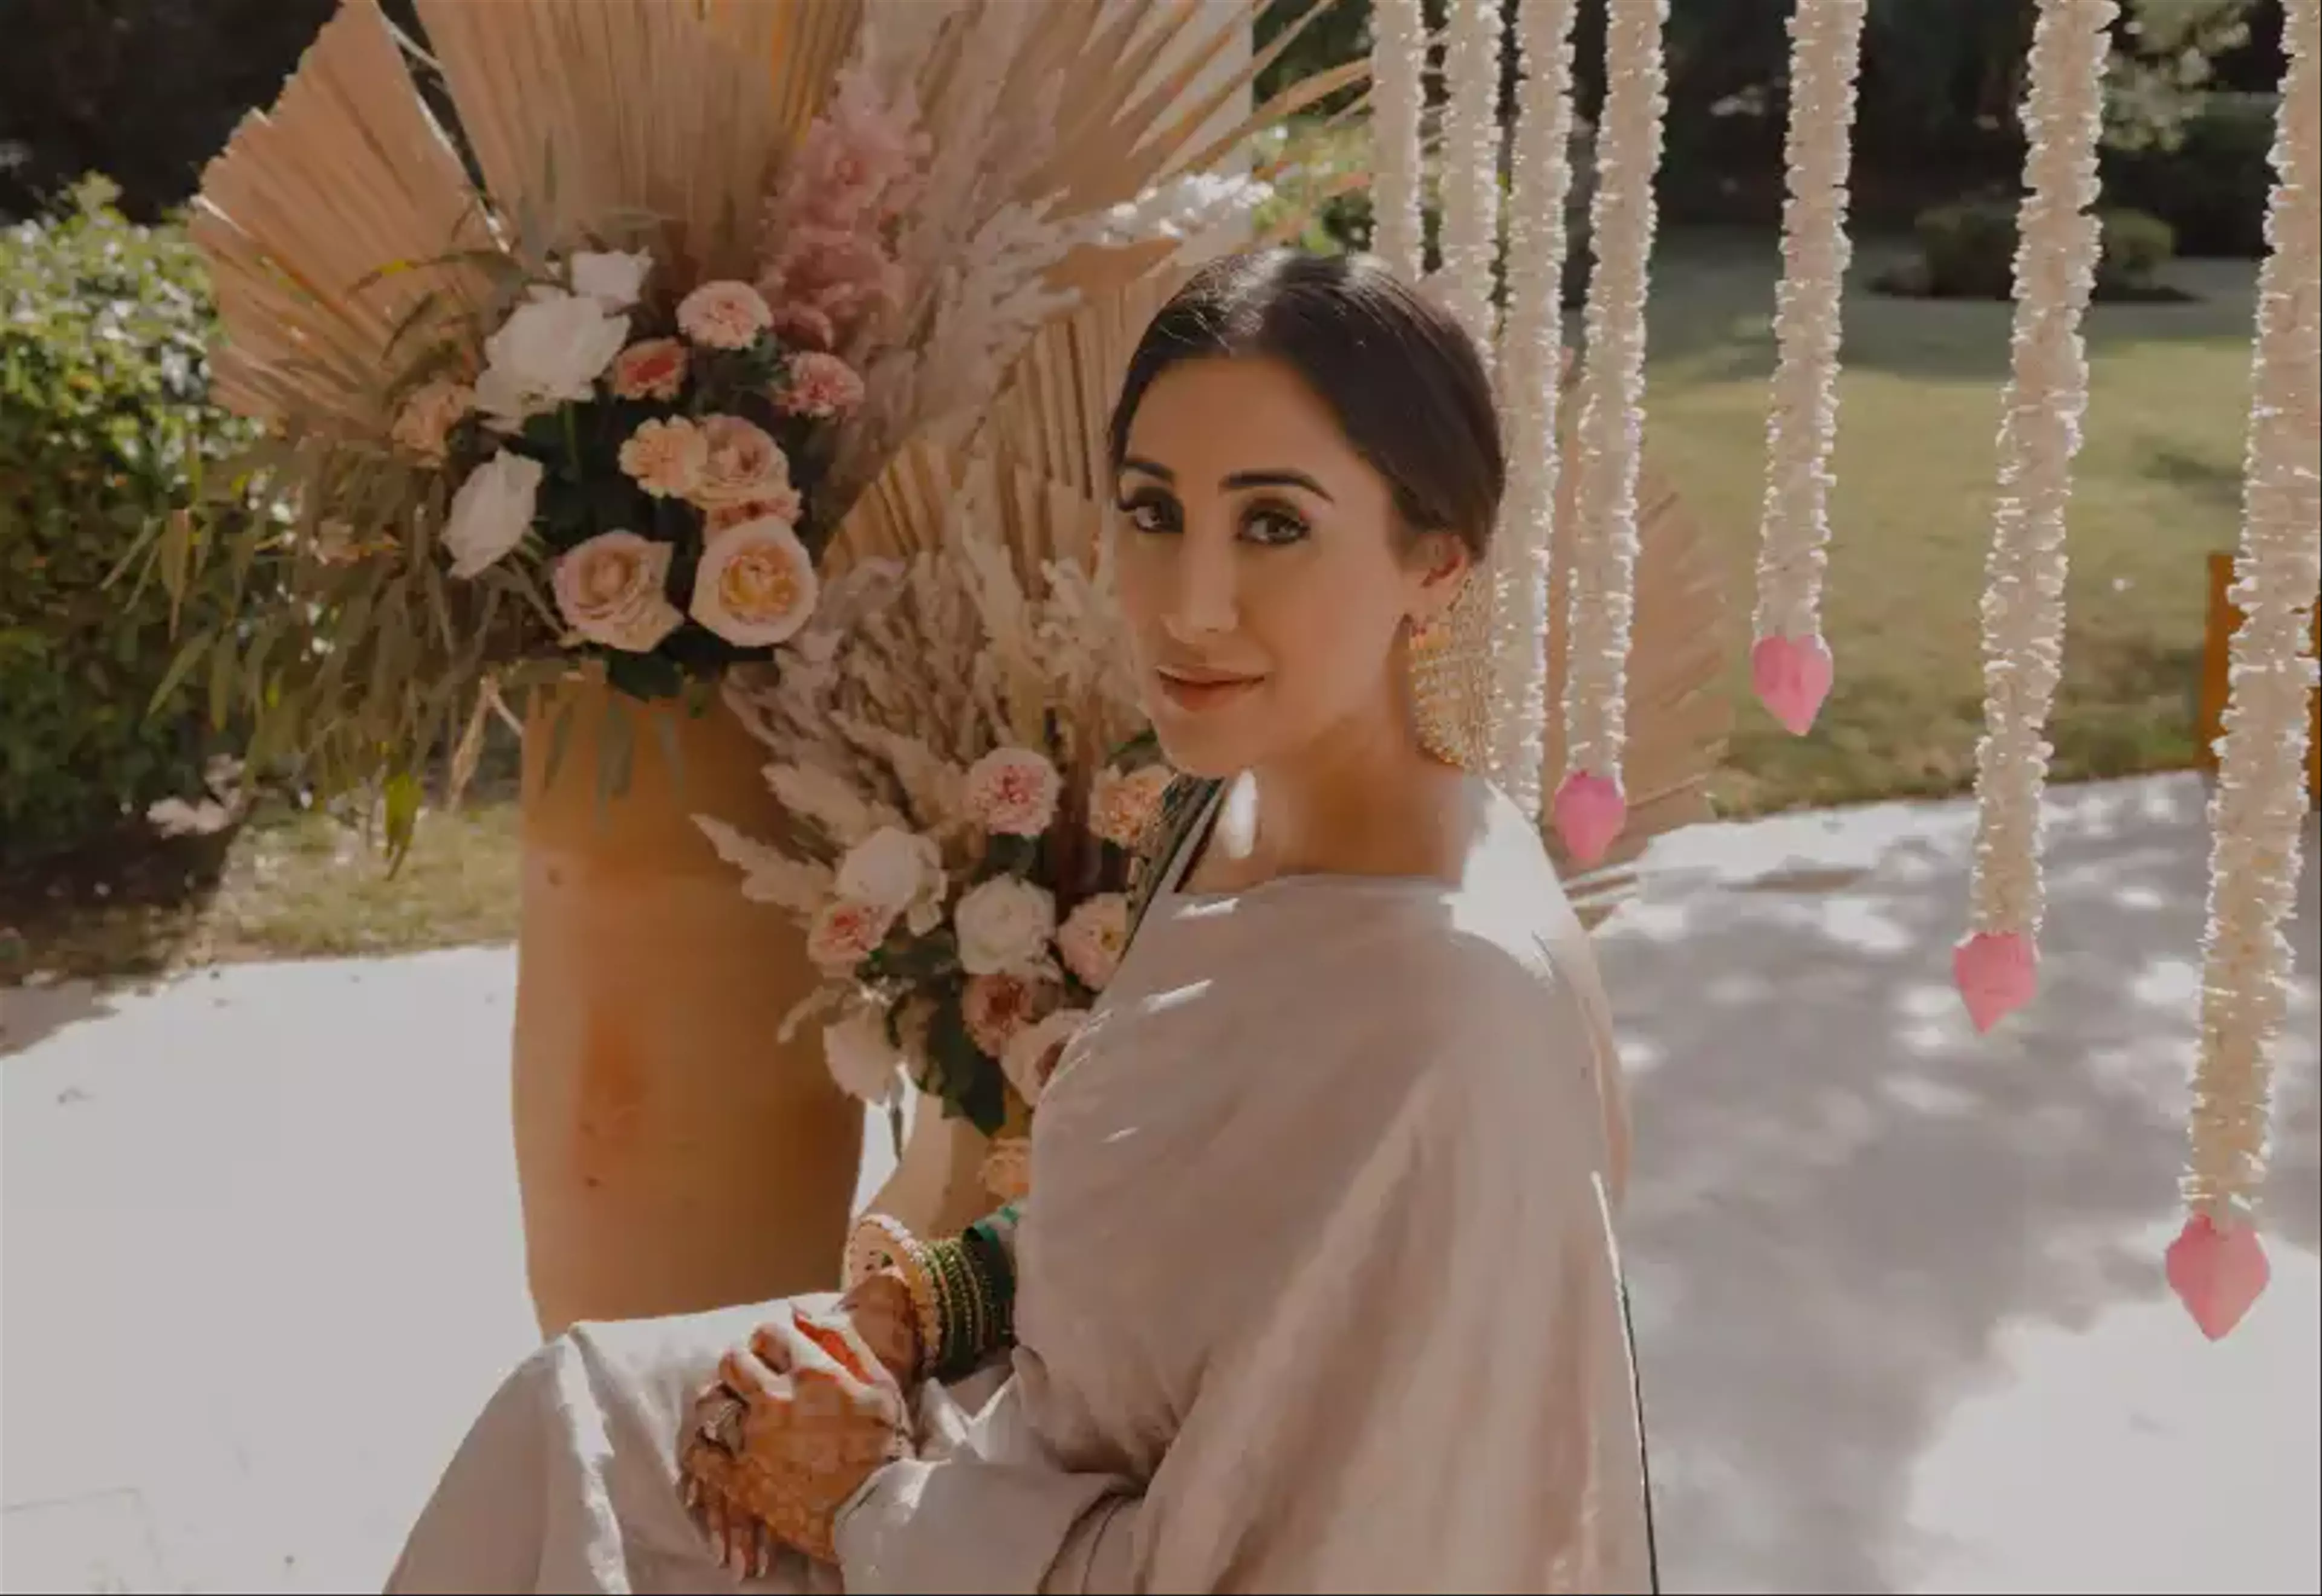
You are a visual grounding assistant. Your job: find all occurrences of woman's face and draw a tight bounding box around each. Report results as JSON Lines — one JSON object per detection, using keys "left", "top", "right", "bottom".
{"left": 1110, "top": 356, "right": 1465, "bottom": 779}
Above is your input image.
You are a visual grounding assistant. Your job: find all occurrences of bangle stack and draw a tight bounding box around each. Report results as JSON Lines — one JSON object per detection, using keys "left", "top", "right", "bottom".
{"left": 844, "top": 1209, "right": 1020, "bottom": 1382}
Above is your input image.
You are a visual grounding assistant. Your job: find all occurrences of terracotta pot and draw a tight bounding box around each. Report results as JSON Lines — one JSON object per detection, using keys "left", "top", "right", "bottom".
{"left": 863, "top": 1095, "right": 1002, "bottom": 1241}
{"left": 513, "top": 682, "right": 862, "bottom": 1338}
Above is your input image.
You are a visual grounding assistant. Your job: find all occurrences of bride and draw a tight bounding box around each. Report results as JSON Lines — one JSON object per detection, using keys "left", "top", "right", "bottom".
{"left": 388, "top": 249, "right": 1657, "bottom": 1595}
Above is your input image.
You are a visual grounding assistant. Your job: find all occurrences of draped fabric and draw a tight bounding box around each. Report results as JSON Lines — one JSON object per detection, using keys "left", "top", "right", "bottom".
{"left": 388, "top": 781, "right": 1653, "bottom": 1594}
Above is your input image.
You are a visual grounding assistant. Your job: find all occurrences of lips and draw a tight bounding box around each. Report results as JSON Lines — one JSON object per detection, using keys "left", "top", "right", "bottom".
{"left": 1154, "top": 666, "right": 1263, "bottom": 715}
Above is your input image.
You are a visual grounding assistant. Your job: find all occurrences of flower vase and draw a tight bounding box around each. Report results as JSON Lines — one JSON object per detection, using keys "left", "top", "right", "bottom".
{"left": 512, "top": 680, "right": 863, "bottom": 1338}
{"left": 863, "top": 1095, "right": 1005, "bottom": 1242}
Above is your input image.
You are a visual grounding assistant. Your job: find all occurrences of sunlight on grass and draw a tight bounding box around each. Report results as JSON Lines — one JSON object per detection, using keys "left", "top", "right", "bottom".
{"left": 1642, "top": 233, "right": 2255, "bottom": 814}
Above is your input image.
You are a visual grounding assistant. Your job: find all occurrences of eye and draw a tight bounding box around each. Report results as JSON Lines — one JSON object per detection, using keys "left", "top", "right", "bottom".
{"left": 1115, "top": 490, "right": 1180, "bottom": 535}
{"left": 1240, "top": 502, "right": 1310, "bottom": 547}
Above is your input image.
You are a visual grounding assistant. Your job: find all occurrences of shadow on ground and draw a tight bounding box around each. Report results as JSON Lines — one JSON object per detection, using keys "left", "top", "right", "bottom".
{"left": 1602, "top": 776, "right": 2320, "bottom": 1592}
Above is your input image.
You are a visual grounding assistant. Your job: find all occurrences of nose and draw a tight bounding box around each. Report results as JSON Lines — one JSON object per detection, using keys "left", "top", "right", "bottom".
{"left": 1161, "top": 528, "right": 1237, "bottom": 641}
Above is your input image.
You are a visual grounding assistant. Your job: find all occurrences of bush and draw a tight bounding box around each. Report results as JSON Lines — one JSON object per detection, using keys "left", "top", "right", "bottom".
{"left": 1905, "top": 196, "right": 2181, "bottom": 300}
{"left": 2106, "top": 91, "right": 2280, "bottom": 259}
{"left": 0, "top": 177, "right": 261, "bottom": 867}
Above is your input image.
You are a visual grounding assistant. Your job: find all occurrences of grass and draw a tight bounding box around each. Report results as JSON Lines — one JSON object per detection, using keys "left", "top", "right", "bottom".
{"left": 2, "top": 230, "right": 2260, "bottom": 987}
{"left": 1644, "top": 229, "right": 2255, "bottom": 815}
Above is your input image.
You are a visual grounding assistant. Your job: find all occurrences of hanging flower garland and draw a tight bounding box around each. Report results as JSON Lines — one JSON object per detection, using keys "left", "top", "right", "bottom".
{"left": 1369, "top": 0, "right": 1428, "bottom": 285}
{"left": 1953, "top": 0, "right": 2115, "bottom": 1034}
{"left": 1751, "top": 0, "right": 1868, "bottom": 739}
{"left": 1485, "top": 0, "right": 1584, "bottom": 816}
{"left": 2167, "top": 0, "right": 2320, "bottom": 1344}
{"left": 1439, "top": 0, "right": 1506, "bottom": 362}
{"left": 1555, "top": 0, "right": 1670, "bottom": 867}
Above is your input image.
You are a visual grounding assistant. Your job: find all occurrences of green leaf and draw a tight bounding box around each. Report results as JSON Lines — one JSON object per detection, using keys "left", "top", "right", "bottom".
{"left": 146, "top": 636, "right": 208, "bottom": 716}
{"left": 382, "top": 770, "right": 424, "bottom": 874}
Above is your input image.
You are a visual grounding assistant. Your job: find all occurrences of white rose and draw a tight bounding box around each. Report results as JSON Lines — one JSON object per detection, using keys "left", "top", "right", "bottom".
{"left": 836, "top": 826, "right": 945, "bottom": 924}
{"left": 1001, "top": 1008, "right": 1088, "bottom": 1106}
{"left": 442, "top": 450, "right": 542, "bottom": 577}
{"left": 823, "top": 1007, "right": 903, "bottom": 1106}
{"left": 472, "top": 289, "right": 630, "bottom": 426}
{"left": 953, "top": 876, "right": 1056, "bottom": 978}
{"left": 571, "top": 248, "right": 652, "bottom": 309}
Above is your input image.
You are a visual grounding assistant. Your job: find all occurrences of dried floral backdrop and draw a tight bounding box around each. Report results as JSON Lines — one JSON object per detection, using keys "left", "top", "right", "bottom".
{"left": 145, "top": 0, "right": 1354, "bottom": 856}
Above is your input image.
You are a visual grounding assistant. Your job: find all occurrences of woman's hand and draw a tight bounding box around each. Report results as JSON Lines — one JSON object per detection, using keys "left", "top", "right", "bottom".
{"left": 677, "top": 1300, "right": 915, "bottom": 1572}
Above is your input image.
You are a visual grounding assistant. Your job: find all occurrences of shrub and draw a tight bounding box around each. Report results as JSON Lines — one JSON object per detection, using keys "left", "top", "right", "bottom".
{"left": 1907, "top": 196, "right": 2181, "bottom": 301}
{"left": 0, "top": 177, "right": 262, "bottom": 867}
{"left": 2106, "top": 91, "right": 2280, "bottom": 259}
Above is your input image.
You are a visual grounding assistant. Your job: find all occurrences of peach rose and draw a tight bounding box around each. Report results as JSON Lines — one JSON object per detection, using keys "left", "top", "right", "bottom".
{"left": 777, "top": 351, "right": 865, "bottom": 419}
{"left": 677, "top": 280, "right": 774, "bottom": 350}
{"left": 391, "top": 378, "right": 473, "bottom": 464}
{"left": 964, "top": 747, "right": 1061, "bottom": 838}
{"left": 608, "top": 338, "right": 689, "bottom": 402}
{"left": 617, "top": 417, "right": 707, "bottom": 499}
{"left": 1088, "top": 764, "right": 1174, "bottom": 848}
{"left": 706, "top": 490, "right": 805, "bottom": 539}
{"left": 1057, "top": 893, "right": 1130, "bottom": 991}
{"left": 692, "top": 415, "right": 792, "bottom": 507}
{"left": 551, "top": 530, "right": 683, "bottom": 652}
{"left": 689, "top": 516, "right": 819, "bottom": 648}
{"left": 962, "top": 972, "right": 1059, "bottom": 1059}
{"left": 807, "top": 897, "right": 895, "bottom": 973}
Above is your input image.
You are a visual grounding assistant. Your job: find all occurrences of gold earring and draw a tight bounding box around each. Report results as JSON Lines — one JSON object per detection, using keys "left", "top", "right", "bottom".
{"left": 1408, "top": 577, "right": 1488, "bottom": 771}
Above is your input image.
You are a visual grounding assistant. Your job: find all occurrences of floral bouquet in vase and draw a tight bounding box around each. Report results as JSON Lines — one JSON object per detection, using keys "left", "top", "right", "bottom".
{"left": 700, "top": 447, "right": 1171, "bottom": 1199}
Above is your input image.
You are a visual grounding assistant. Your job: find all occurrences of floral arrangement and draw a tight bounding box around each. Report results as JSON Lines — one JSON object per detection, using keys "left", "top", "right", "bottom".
{"left": 697, "top": 459, "right": 1166, "bottom": 1159}
{"left": 156, "top": 0, "right": 1322, "bottom": 852}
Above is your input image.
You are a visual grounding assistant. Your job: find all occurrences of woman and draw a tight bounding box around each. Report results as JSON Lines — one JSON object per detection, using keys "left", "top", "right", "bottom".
{"left": 388, "top": 250, "right": 1656, "bottom": 1595}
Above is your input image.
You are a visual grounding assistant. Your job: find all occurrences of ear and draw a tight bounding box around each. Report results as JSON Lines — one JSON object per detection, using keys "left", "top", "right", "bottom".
{"left": 1407, "top": 530, "right": 1472, "bottom": 629}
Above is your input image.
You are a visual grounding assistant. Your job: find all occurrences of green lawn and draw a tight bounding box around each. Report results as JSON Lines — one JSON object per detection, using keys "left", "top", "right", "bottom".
{"left": 1642, "top": 229, "right": 2255, "bottom": 814}
{"left": 2, "top": 230, "right": 2260, "bottom": 984}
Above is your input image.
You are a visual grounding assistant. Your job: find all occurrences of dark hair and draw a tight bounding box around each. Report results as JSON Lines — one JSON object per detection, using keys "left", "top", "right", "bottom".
{"left": 1107, "top": 250, "right": 1505, "bottom": 560}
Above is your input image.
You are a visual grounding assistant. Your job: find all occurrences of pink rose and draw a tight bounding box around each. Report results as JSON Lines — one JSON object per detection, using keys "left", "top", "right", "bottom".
{"left": 617, "top": 417, "right": 707, "bottom": 499}
{"left": 1057, "top": 893, "right": 1130, "bottom": 991}
{"left": 964, "top": 747, "right": 1061, "bottom": 838}
{"left": 706, "top": 491, "right": 805, "bottom": 539}
{"left": 962, "top": 973, "right": 1059, "bottom": 1059}
{"left": 692, "top": 415, "right": 792, "bottom": 507}
{"left": 778, "top": 351, "right": 865, "bottom": 419}
{"left": 1088, "top": 764, "right": 1174, "bottom": 849}
{"left": 677, "top": 280, "right": 774, "bottom": 351}
{"left": 609, "top": 338, "right": 689, "bottom": 402}
{"left": 807, "top": 897, "right": 895, "bottom": 973}
{"left": 391, "top": 378, "right": 473, "bottom": 464}
{"left": 552, "top": 531, "right": 683, "bottom": 653}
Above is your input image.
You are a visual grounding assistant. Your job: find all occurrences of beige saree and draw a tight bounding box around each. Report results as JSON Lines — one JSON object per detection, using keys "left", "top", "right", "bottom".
{"left": 388, "top": 783, "right": 1653, "bottom": 1594}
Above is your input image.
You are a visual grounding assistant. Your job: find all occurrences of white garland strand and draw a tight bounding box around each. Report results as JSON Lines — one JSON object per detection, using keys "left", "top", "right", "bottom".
{"left": 2170, "top": 0, "right": 2321, "bottom": 1340}
{"left": 1555, "top": 0, "right": 1668, "bottom": 865}
{"left": 1370, "top": 0, "right": 1428, "bottom": 284}
{"left": 1439, "top": 0, "right": 1506, "bottom": 363}
{"left": 1485, "top": 0, "right": 1582, "bottom": 815}
{"left": 1750, "top": 0, "right": 1868, "bottom": 738}
{"left": 1954, "top": 0, "right": 2115, "bottom": 1032}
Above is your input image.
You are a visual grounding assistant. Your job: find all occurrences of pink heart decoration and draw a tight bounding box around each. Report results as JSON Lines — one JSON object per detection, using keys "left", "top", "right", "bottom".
{"left": 1553, "top": 772, "right": 1627, "bottom": 868}
{"left": 2165, "top": 1212, "right": 2270, "bottom": 1341}
{"left": 1751, "top": 633, "right": 1836, "bottom": 736}
{"left": 1953, "top": 930, "right": 2037, "bottom": 1033}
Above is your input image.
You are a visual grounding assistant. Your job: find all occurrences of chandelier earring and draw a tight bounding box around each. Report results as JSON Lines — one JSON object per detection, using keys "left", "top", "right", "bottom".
{"left": 1408, "top": 574, "right": 1490, "bottom": 771}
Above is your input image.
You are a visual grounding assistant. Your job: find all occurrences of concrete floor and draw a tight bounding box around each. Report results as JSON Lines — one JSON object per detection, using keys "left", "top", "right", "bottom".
{"left": 4, "top": 774, "right": 2317, "bottom": 1593}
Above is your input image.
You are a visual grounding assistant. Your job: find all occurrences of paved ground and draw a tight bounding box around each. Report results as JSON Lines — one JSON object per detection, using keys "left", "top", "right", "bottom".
{"left": 4, "top": 774, "right": 2316, "bottom": 1594}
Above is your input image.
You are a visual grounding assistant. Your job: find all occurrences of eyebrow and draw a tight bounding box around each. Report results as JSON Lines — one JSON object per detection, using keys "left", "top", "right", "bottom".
{"left": 1116, "top": 457, "right": 1336, "bottom": 504}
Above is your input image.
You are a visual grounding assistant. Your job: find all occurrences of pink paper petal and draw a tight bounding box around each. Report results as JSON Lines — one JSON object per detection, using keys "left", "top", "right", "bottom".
{"left": 1751, "top": 633, "right": 1836, "bottom": 736}
{"left": 1953, "top": 930, "right": 2037, "bottom": 1033}
{"left": 1553, "top": 772, "right": 1627, "bottom": 868}
{"left": 2165, "top": 1212, "right": 2271, "bottom": 1341}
